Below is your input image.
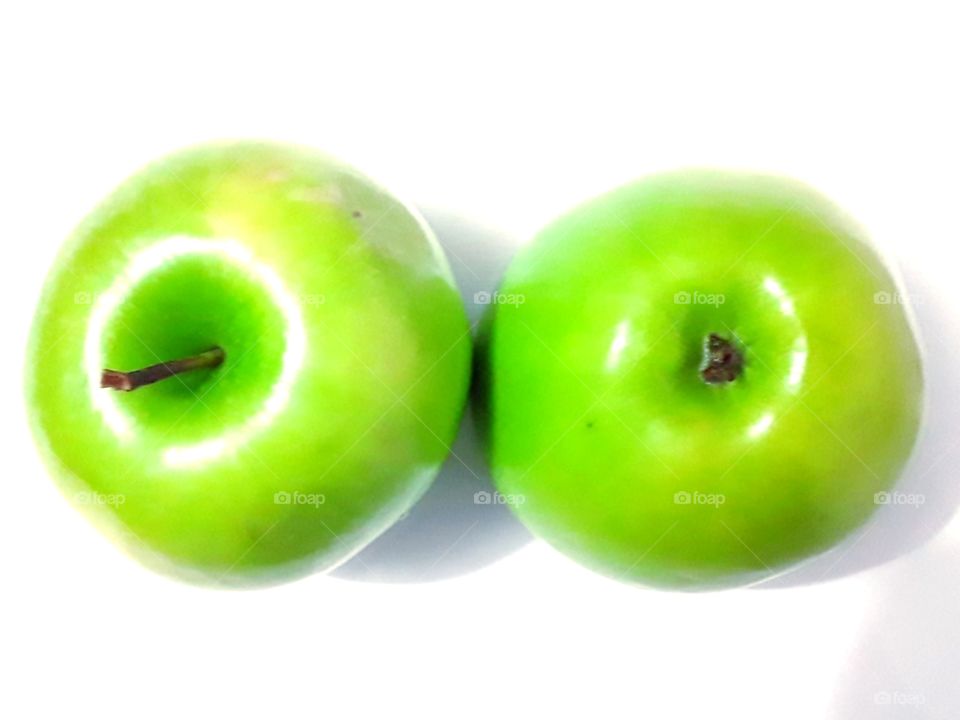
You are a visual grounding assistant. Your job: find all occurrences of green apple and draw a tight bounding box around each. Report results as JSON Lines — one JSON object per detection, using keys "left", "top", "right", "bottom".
{"left": 26, "top": 141, "right": 471, "bottom": 586}
{"left": 476, "top": 170, "right": 924, "bottom": 590}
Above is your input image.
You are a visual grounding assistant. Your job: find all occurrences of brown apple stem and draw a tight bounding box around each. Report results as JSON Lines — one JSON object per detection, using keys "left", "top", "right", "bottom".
{"left": 701, "top": 334, "right": 743, "bottom": 384}
{"left": 101, "top": 347, "right": 225, "bottom": 392}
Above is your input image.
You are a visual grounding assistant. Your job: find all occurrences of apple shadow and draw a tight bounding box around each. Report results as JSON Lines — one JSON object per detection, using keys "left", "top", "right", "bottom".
{"left": 758, "top": 265, "right": 960, "bottom": 589}
{"left": 827, "top": 538, "right": 960, "bottom": 718}
{"left": 333, "top": 208, "right": 533, "bottom": 583}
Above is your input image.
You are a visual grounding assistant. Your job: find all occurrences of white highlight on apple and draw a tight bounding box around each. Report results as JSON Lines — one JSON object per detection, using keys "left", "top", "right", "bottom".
{"left": 605, "top": 319, "right": 632, "bottom": 371}
{"left": 747, "top": 411, "right": 775, "bottom": 439}
{"left": 762, "top": 275, "right": 796, "bottom": 317}
{"left": 761, "top": 275, "right": 808, "bottom": 390}
{"left": 787, "top": 344, "right": 808, "bottom": 388}
{"left": 84, "top": 235, "right": 307, "bottom": 467}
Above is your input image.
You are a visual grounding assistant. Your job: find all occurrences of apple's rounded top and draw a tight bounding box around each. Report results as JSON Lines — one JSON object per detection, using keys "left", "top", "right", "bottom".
{"left": 25, "top": 140, "right": 471, "bottom": 586}
{"left": 482, "top": 168, "right": 924, "bottom": 590}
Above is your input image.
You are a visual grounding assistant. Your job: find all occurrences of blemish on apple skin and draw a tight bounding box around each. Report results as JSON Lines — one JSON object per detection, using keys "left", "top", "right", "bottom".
{"left": 586, "top": 421, "right": 595, "bottom": 429}
{"left": 352, "top": 210, "right": 362, "bottom": 219}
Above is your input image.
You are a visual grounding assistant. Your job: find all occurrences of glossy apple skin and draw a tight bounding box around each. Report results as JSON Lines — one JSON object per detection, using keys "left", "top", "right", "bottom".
{"left": 477, "top": 171, "right": 924, "bottom": 590}
{"left": 26, "top": 142, "right": 471, "bottom": 586}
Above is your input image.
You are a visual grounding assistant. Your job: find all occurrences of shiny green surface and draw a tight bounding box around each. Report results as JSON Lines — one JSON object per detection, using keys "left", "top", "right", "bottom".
{"left": 478, "top": 171, "right": 923, "bottom": 590}
{"left": 27, "top": 142, "right": 471, "bottom": 585}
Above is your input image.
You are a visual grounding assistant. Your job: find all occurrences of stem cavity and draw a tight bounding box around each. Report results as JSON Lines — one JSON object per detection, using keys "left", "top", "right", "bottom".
{"left": 701, "top": 334, "right": 743, "bottom": 384}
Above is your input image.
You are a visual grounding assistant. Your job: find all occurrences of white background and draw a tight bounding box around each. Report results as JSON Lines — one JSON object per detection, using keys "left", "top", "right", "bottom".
{"left": 2, "top": 2, "right": 959, "bottom": 718}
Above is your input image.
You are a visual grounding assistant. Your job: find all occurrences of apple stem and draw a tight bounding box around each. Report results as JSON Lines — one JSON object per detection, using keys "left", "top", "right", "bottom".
{"left": 101, "top": 347, "right": 226, "bottom": 392}
{"left": 701, "top": 334, "right": 743, "bottom": 384}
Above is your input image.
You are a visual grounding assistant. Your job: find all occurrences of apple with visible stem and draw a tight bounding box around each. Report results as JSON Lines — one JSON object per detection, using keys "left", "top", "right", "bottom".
{"left": 26, "top": 141, "right": 472, "bottom": 586}
{"left": 476, "top": 170, "right": 924, "bottom": 590}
